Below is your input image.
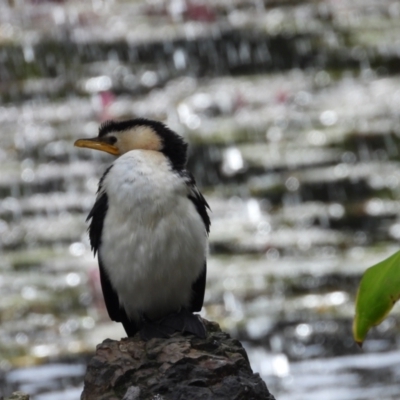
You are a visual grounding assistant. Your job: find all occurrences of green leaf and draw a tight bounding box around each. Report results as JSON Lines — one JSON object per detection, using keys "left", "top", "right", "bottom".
{"left": 353, "top": 250, "right": 400, "bottom": 346}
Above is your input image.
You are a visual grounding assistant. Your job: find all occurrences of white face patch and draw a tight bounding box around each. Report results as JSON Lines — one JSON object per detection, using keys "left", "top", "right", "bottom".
{"left": 116, "top": 126, "right": 163, "bottom": 155}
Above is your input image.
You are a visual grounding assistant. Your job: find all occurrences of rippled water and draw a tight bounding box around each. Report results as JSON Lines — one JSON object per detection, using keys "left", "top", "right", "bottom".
{"left": 1, "top": 0, "right": 400, "bottom": 399}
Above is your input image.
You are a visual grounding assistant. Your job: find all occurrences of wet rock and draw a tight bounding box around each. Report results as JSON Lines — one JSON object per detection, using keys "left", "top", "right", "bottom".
{"left": 81, "top": 320, "right": 275, "bottom": 400}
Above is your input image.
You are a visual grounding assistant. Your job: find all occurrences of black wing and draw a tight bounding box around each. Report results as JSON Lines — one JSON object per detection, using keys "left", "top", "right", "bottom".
{"left": 189, "top": 263, "right": 207, "bottom": 312}
{"left": 181, "top": 171, "right": 211, "bottom": 312}
{"left": 99, "top": 256, "right": 138, "bottom": 336}
{"left": 87, "top": 167, "right": 138, "bottom": 336}
{"left": 183, "top": 171, "right": 211, "bottom": 234}
{"left": 87, "top": 165, "right": 113, "bottom": 256}
{"left": 87, "top": 191, "right": 108, "bottom": 256}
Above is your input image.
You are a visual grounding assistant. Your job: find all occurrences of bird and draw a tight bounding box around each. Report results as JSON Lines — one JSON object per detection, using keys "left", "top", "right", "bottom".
{"left": 74, "top": 118, "right": 210, "bottom": 340}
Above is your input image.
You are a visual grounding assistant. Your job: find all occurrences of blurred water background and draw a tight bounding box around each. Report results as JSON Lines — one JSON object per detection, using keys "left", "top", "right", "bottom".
{"left": 1, "top": 0, "right": 400, "bottom": 399}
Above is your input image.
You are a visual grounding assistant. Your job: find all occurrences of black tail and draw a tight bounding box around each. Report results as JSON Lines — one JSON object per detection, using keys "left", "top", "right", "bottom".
{"left": 139, "top": 309, "right": 206, "bottom": 341}
{"left": 121, "top": 316, "right": 139, "bottom": 337}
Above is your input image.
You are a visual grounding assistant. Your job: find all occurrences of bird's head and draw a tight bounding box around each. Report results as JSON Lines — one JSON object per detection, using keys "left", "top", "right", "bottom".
{"left": 74, "top": 118, "right": 188, "bottom": 170}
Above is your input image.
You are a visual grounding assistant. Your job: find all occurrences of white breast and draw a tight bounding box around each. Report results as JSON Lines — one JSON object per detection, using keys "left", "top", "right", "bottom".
{"left": 99, "top": 150, "right": 207, "bottom": 321}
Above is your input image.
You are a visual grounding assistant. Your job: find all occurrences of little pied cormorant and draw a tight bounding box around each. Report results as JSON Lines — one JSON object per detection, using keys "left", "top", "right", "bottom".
{"left": 74, "top": 118, "right": 210, "bottom": 340}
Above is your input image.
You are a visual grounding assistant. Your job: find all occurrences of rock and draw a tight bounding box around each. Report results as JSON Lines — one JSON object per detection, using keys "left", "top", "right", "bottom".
{"left": 81, "top": 319, "right": 275, "bottom": 400}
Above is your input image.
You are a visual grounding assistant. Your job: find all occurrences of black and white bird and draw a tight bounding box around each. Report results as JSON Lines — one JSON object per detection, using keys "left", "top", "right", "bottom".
{"left": 74, "top": 118, "right": 210, "bottom": 340}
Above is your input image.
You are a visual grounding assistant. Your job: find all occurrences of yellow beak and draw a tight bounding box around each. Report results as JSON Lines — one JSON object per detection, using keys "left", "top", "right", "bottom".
{"left": 74, "top": 138, "right": 119, "bottom": 156}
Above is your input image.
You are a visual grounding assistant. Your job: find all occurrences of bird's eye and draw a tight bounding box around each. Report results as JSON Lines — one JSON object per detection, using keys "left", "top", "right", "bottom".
{"left": 107, "top": 136, "right": 117, "bottom": 145}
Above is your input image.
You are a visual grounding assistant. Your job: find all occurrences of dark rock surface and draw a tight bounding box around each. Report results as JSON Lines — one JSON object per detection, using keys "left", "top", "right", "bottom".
{"left": 81, "top": 320, "right": 275, "bottom": 400}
